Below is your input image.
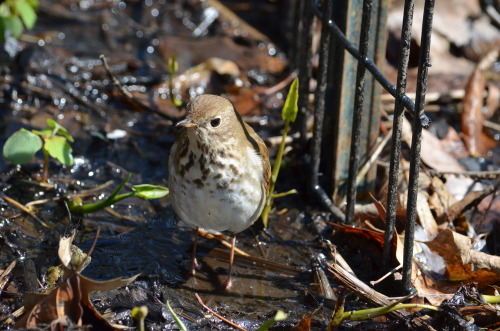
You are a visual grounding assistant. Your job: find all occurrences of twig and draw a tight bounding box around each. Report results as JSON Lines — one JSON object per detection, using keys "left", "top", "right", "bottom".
{"left": 427, "top": 169, "right": 500, "bottom": 180}
{"left": 195, "top": 293, "right": 248, "bottom": 331}
{"left": 484, "top": 120, "right": 500, "bottom": 132}
{"left": 260, "top": 71, "right": 298, "bottom": 97}
{"left": 0, "top": 260, "right": 16, "bottom": 295}
{"left": 340, "top": 129, "right": 393, "bottom": 205}
{"left": 3, "top": 195, "right": 50, "bottom": 228}
{"left": 80, "top": 227, "right": 100, "bottom": 272}
{"left": 99, "top": 54, "right": 180, "bottom": 120}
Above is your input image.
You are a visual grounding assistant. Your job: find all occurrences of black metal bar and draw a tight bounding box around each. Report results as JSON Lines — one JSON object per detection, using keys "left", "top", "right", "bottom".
{"left": 345, "top": 0, "right": 373, "bottom": 224}
{"left": 310, "top": 0, "right": 346, "bottom": 223}
{"left": 312, "top": 0, "right": 430, "bottom": 128}
{"left": 297, "top": 0, "right": 315, "bottom": 145}
{"left": 402, "top": 0, "right": 435, "bottom": 293}
{"left": 382, "top": 0, "right": 415, "bottom": 267}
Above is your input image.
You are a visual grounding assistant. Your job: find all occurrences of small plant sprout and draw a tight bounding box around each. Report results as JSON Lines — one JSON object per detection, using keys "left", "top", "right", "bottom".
{"left": 255, "top": 310, "right": 287, "bottom": 331}
{"left": 131, "top": 305, "right": 148, "bottom": 331}
{"left": 3, "top": 119, "right": 74, "bottom": 182}
{"left": 0, "top": 0, "right": 39, "bottom": 42}
{"left": 166, "top": 300, "right": 188, "bottom": 331}
{"left": 327, "top": 292, "right": 438, "bottom": 329}
{"left": 261, "top": 77, "right": 299, "bottom": 227}
{"left": 69, "top": 173, "right": 169, "bottom": 214}
{"left": 168, "top": 54, "right": 183, "bottom": 108}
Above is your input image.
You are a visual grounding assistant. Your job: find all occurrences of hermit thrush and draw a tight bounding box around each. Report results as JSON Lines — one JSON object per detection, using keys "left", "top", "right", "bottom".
{"left": 168, "top": 94, "right": 271, "bottom": 289}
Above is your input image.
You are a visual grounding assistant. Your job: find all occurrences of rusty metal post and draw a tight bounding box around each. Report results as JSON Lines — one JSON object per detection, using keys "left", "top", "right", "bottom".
{"left": 345, "top": 0, "right": 374, "bottom": 224}
{"left": 402, "top": 0, "right": 435, "bottom": 293}
{"left": 382, "top": 0, "right": 415, "bottom": 267}
{"left": 310, "top": 0, "right": 346, "bottom": 222}
{"left": 319, "top": 0, "right": 389, "bottom": 210}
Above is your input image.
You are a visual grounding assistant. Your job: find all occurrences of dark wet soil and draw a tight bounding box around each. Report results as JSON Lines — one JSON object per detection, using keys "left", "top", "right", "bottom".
{"left": 0, "top": 1, "right": 344, "bottom": 329}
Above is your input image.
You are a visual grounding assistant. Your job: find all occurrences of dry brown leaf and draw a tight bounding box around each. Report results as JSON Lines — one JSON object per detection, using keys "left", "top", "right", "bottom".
{"left": 15, "top": 270, "right": 139, "bottom": 329}
{"left": 291, "top": 314, "right": 312, "bottom": 331}
{"left": 428, "top": 176, "right": 457, "bottom": 223}
{"left": 485, "top": 82, "right": 500, "bottom": 119}
{"left": 58, "top": 232, "right": 76, "bottom": 268}
{"left": 437, "top": 185, "right": 496, "bottom": 223}
{"left": 412, "top": 267, "right": 456, "bottom": 306}
{"left": 402, "top": 117, "right": 475, "bottom": 201}
{"left": 169, "top": 57, "right": 243, "bottom": 99}
{"left": 402, "top": 118, "right": 465, "bottom": 173}
{"left": 416, "top": 192, "right": 438, "bottom": 239}
{"left": 15, "top": 235, "right": 139, "bottom": 329}
{"left": 423, "top": 229, "right": 500, "bottom": 286}
{"left": 159, "top": 35, "right": 286, "bottom": 74}
{"left": 461, "top": 49, "right": 499, "bottom": 156}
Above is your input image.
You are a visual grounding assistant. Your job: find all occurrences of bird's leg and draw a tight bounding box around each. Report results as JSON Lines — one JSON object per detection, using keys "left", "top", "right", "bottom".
{"left": 191, "top": 227, "right": 200, "bottom": 275}
{"left": 223, "top": 234, "right": 236, "bottom": 290}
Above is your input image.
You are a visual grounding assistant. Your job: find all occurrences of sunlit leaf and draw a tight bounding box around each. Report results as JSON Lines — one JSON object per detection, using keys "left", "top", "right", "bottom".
{"left": 46, "top": 119, "right": 74, "bottom": 142}
{"left": 25, "top": 0, "right": 39, "bottom": 11}
{"left": 0, "top": 3, "right": 12, "bottom": 17}
{"left": 15, "top": 0, "right": 37, "bottom": 29}
{"left": 32, "top": 129, "right": 52, "bottom": 137}
{"left": 44, "top": 135, "right": 74, "bottom": 166}
{"left": 132, "top": 185, "right": 169, "bottom": 199}
{"left": 3, "top": 129, "right": 42, "bottom": 164}
{"left": 282, "top": 77, "right": 299, "bottom": 123}
{"left": 255, "top": 310, "right": 287, "bottom": 331}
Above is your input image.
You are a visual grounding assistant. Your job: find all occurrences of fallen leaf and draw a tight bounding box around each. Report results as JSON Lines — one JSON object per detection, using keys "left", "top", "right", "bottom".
{"left": 428, "top": 176, "right": 457, "bottom": 223}
{"left": 437, "top": 185, "right": 496, "bottom": 223}
{"left": 423, "top": 229, "right": 500, "bottom": 286}
{"left": 15, "top": 234, "right": 139, "bottom": 329}
{"left": 291, "top": 314, "right": 312, "bottom": 331}
{"left": 461, "top": 49, "right": 499, "bottom": 156}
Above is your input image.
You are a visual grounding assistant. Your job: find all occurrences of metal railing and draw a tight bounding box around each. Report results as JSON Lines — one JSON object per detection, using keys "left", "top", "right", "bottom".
{"left": 302, "top": 0, "right": 436, "bottom": 293}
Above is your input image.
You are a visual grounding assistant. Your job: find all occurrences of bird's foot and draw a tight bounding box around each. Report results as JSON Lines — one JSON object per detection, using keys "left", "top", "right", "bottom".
{"left": 223, "top": 276, "right": 232, "bottom": 291}
{"left": 190, "top": 257, "right": 200, "bottom": 275}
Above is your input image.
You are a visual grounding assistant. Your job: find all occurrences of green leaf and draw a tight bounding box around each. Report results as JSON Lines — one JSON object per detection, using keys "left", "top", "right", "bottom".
{"left": 15, "top": 0, "right": 37, "bottom": 29}
{"left": 32, "top": 128, "right": 52, "bottom": 137}
{"left": 282, "top": 77, "right": 299, "bottom": 123}
{"left": 132, "top": 185, "right": 169, "bottom": 199}
{"left": 44, "top": 135, "right": 74, "bottom": 166}
{"left": 46, "top": 119, "right": 74, "bottom": 142}
{"left": 0, "top": 15, "right": 23, "bottom": 40}
{"left": 25, "top": 0, "right": 39, "bottom": 11}
{"left": 0, "top": 3, "right": 12, "bottom": 17}
{"left": 3, "top": 128, "right": 42, "bottom": 164}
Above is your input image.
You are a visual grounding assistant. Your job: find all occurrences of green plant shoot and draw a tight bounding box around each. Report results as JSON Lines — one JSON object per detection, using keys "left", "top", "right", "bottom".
{"left": 327, "top": 293, "right": 438, "bottom": 329}
{"left": 0, "top": 0, "right": 39, "bottom": 41}
{"left": 3, "top": 119, "right": 74, "bottom": 182}
{"left": 69, "top": 173, "right": 169, "bottom": 214}
{"left": 261, "top": 77, "right": 299, "bottom": 227}
{"left": 166, "top": 300, "right": 188, "bottom": 331}
{"left": 131, "top": 305, "right": 148, "bottom": 331}
{"left": 255, "top": 310, "right": 287, "bottom": 331}
{"left": 168, "top": 54, "right": 183, "bottom": 108}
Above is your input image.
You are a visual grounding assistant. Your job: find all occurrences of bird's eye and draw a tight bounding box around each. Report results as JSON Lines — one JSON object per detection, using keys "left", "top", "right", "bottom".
{"left": 210, "top": 117, "right": 221, "bottom": 127}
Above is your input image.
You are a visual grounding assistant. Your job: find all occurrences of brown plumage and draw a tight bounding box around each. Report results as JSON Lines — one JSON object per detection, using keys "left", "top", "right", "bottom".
{"left": 168, "top": 94, "right": 270, "bottom": 289}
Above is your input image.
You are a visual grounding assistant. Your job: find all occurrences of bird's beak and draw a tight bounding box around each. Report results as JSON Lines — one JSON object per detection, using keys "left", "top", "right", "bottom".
{"left": 176, "top": 118, "right": 197, "bottom": 128}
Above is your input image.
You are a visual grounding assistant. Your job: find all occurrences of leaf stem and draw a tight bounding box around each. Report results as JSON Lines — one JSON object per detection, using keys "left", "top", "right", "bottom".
{"left": 261, "top": 120, "right": 290, "bottom": 226}
{"left": 41, "top": 149, "right": 49, "bottom": 182}
{"left": 69, "top": 173, "right": 133, "bottom": 214}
